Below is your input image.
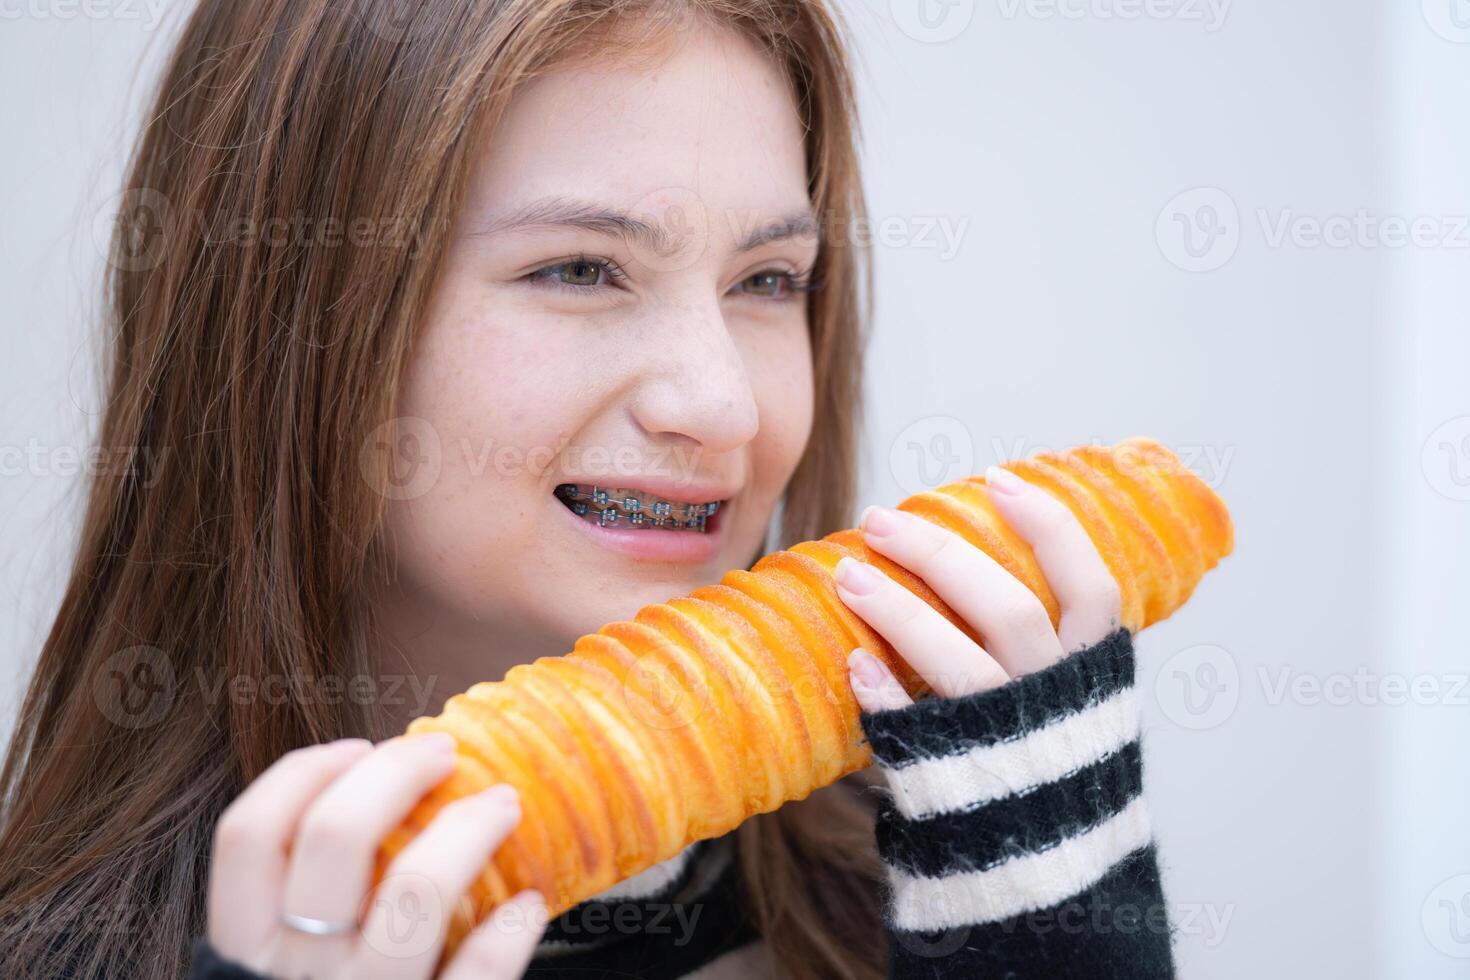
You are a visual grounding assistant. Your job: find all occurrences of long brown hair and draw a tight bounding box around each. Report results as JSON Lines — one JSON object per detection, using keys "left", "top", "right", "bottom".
{"left": 0, "top": 1, "right": 885, "bottom": 977}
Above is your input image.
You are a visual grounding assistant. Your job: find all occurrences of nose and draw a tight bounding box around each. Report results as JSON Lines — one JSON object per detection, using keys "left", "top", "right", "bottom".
{"left": 626, "top": 296, "right": 760, "bottom": 457}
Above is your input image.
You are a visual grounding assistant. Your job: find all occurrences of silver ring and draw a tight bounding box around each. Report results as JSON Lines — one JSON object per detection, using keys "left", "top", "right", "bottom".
{"left": 280, "top": 911, "right": 357, "bottom": 937}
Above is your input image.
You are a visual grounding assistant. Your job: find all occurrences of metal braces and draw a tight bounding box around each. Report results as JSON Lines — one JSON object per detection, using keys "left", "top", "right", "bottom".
{"left": 554, "top": 483, "right": 721, "bottom": 532}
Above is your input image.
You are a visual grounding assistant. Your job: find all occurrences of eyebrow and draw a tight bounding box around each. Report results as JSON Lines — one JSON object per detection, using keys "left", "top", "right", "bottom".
{"left": 470, "top": 195, "right": 820, "bottom": 255}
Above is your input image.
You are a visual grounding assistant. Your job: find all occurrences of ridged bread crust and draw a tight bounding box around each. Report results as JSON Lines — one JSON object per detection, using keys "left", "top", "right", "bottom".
{"left": 373, "top": 437, "right": 1234, "bottom": 961}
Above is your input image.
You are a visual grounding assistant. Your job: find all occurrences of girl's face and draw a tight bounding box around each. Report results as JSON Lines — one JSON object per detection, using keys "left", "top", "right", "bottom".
{"left": 376, "top": 19, "right": 819, "bottom": 681}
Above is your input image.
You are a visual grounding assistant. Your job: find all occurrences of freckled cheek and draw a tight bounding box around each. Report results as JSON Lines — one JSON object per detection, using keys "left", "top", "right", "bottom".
{"left": 406, "top": 312, "right": 595, "bottom": 493}
{"left": 746, "top": 328, "right": 815, "bottom": 491}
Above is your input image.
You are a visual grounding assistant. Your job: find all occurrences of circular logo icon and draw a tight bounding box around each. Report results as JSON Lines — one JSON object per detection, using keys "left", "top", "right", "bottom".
{"left": 358, "top": 0, "right": 437, "bottom": 43}
{"left": 889, "top": 416, "right": 975, "bottom": 497}
{"left": 1422, "top": 0, "right": 1470, "bottom": 42}
{"left": 620, "top": 653, "right": 711, "bottom": 732}
{"left": 1156, "top": 187, "right": 1240, "bottom": 272}
{"left": 1423, "top": 874, "right": 1470, "bottom": 958}
{"left": 1154, "top": 643, "right": 1239, "bottom": 730}
{"left": 1421, "top": 415, "right": 1470, "bottom": 501}
{"left": 893, "top": 920, "right": 973, "bottom": 958}
{"left": 95, "top": 188, "right": 174, "bottom": 273}
{"left": 94, "top": 645, "right": 175, "bottom": 730}
{"left": 361, "top": 872, "right": 446, "bottom": 959}
{"left": 890, "top": 0, "right": 977, "bottom": 43}
{"left": 620, "top": 186, "right": 711, "bottom": 274}
{"left": 887, "top": 887, "right": 974, "bottom": 957}
{"left": 361, "top": 417, "right": 442, "bottom": 501}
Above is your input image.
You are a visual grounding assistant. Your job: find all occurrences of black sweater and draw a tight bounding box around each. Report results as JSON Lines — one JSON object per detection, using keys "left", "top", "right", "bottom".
{"left": 189, "top": 628, "right": 1174, "bottom": 978}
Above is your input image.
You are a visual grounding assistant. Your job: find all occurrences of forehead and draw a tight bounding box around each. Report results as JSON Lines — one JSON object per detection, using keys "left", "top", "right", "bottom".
{"left": 466, "top": 17, "right": 811, "bottom": 228}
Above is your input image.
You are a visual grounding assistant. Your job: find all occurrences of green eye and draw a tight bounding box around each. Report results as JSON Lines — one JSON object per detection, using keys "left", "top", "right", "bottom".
{"left": 736, "top": 269, "right": 817, "bottom": 301}
{"left": 527, "top": 255, "right": 625, "bottom": 292}
{"left": 742, "top": 271, "right": 784, "bottom": 297}
{"left": 557, "top": 260, "right": 604, "bottom": 286}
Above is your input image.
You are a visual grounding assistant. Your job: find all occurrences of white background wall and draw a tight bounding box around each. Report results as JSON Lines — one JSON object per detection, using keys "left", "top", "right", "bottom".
{"left": 2, "top": 2, "right": 1466, "bottom": 977}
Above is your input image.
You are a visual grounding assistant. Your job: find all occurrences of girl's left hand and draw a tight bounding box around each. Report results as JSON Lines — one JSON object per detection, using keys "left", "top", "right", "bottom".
{"left": 836, "top": 465, "right": 1123, "bottom": 712}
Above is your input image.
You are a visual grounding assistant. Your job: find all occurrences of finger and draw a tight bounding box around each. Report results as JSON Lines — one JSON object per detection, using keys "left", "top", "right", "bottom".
{"left": 833, "top": 555, "right": 1008, "bottom": 698}
{"left": 355, "top": 784, "right": 523, "bottom": 978}
{"left": 276, "top": 733, "right": 459, "bottom": 972}
{"left": 858, "top": 504, "right": 1065, "bottom": 677}
{"left": 984, "top": 465, "right": 1123, "bottom": 652}
{"left": 207, "top": 738, "right": 373, "bottom": 966}
{"left": 439, "top": 890, "right": 549, "bottom": 980}
{"left": 847, "top": 647, "right": 914, "bottom": 713}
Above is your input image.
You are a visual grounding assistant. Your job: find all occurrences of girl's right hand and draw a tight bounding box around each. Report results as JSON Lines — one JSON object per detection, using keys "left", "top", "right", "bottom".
{"left": 206, "top": 734, "right": 546, "bottom": 980}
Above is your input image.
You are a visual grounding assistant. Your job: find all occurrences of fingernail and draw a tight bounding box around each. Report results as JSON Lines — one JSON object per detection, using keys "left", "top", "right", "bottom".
{"left": 330, "top": 737, "right": 373, "bottom": 752}
{"left": 422, "top": 732, "right": 457, "bottom": 754}
{"left": 484, "top": 890, "right": 547, "bottom": 931}
{"left": 847, "top": 647, "right": 889, "bottom": 689}
{"left": 985, "top": 465, "right": 1027, "bottom": 495}
{"left": 860, "top": 504, "right": 899, "bottom": 537}
{"left": 480, "top": 784, "right": 520, "bottom": 809}
{"left": 835, "top": 556, "right": 882, "bottom": 596}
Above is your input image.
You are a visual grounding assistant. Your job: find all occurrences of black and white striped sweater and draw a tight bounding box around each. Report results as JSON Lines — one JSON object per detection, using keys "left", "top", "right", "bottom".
{"left": 188, "top": 628, "right": 1174, "bottom": 979}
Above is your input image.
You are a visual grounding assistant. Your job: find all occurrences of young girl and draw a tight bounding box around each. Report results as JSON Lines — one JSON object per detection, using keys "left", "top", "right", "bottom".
{"left": 0, "top": 1, "right": 1175, "bottom": 977}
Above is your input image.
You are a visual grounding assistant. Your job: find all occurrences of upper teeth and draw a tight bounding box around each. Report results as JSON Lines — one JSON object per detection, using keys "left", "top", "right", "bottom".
{"left": 554, "top": 483, "right": 722, "bottom": 524}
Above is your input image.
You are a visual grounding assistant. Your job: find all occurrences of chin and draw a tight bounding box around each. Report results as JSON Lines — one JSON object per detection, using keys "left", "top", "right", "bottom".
{"left": 546, "top": 563, "right": 735, "bottom": 647}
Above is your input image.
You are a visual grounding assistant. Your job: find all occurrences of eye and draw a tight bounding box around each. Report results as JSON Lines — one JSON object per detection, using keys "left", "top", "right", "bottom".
{"left": 527, "top": 255, "right": 626, "bottom": 292}
{"left": 734, "top": 267, "right": 820, "bottom": 301}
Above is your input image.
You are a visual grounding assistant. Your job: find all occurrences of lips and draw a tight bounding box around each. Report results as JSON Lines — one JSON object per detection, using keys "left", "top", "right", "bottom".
{"left": 553, "top": 483, "right": 729, "bottom": 533}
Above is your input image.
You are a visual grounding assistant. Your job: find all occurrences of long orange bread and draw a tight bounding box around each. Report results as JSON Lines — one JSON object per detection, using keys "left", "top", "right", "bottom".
{"left": 375, "top": 436, "right": 1233, "bottom": 956}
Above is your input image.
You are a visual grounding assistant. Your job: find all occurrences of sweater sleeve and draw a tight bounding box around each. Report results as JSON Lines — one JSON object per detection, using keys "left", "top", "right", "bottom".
{"left": 857, "top": 628, "right": 1176, "bottom": 979}
{"left": 186, "top": 939, "right": 268, "bottom": 979}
